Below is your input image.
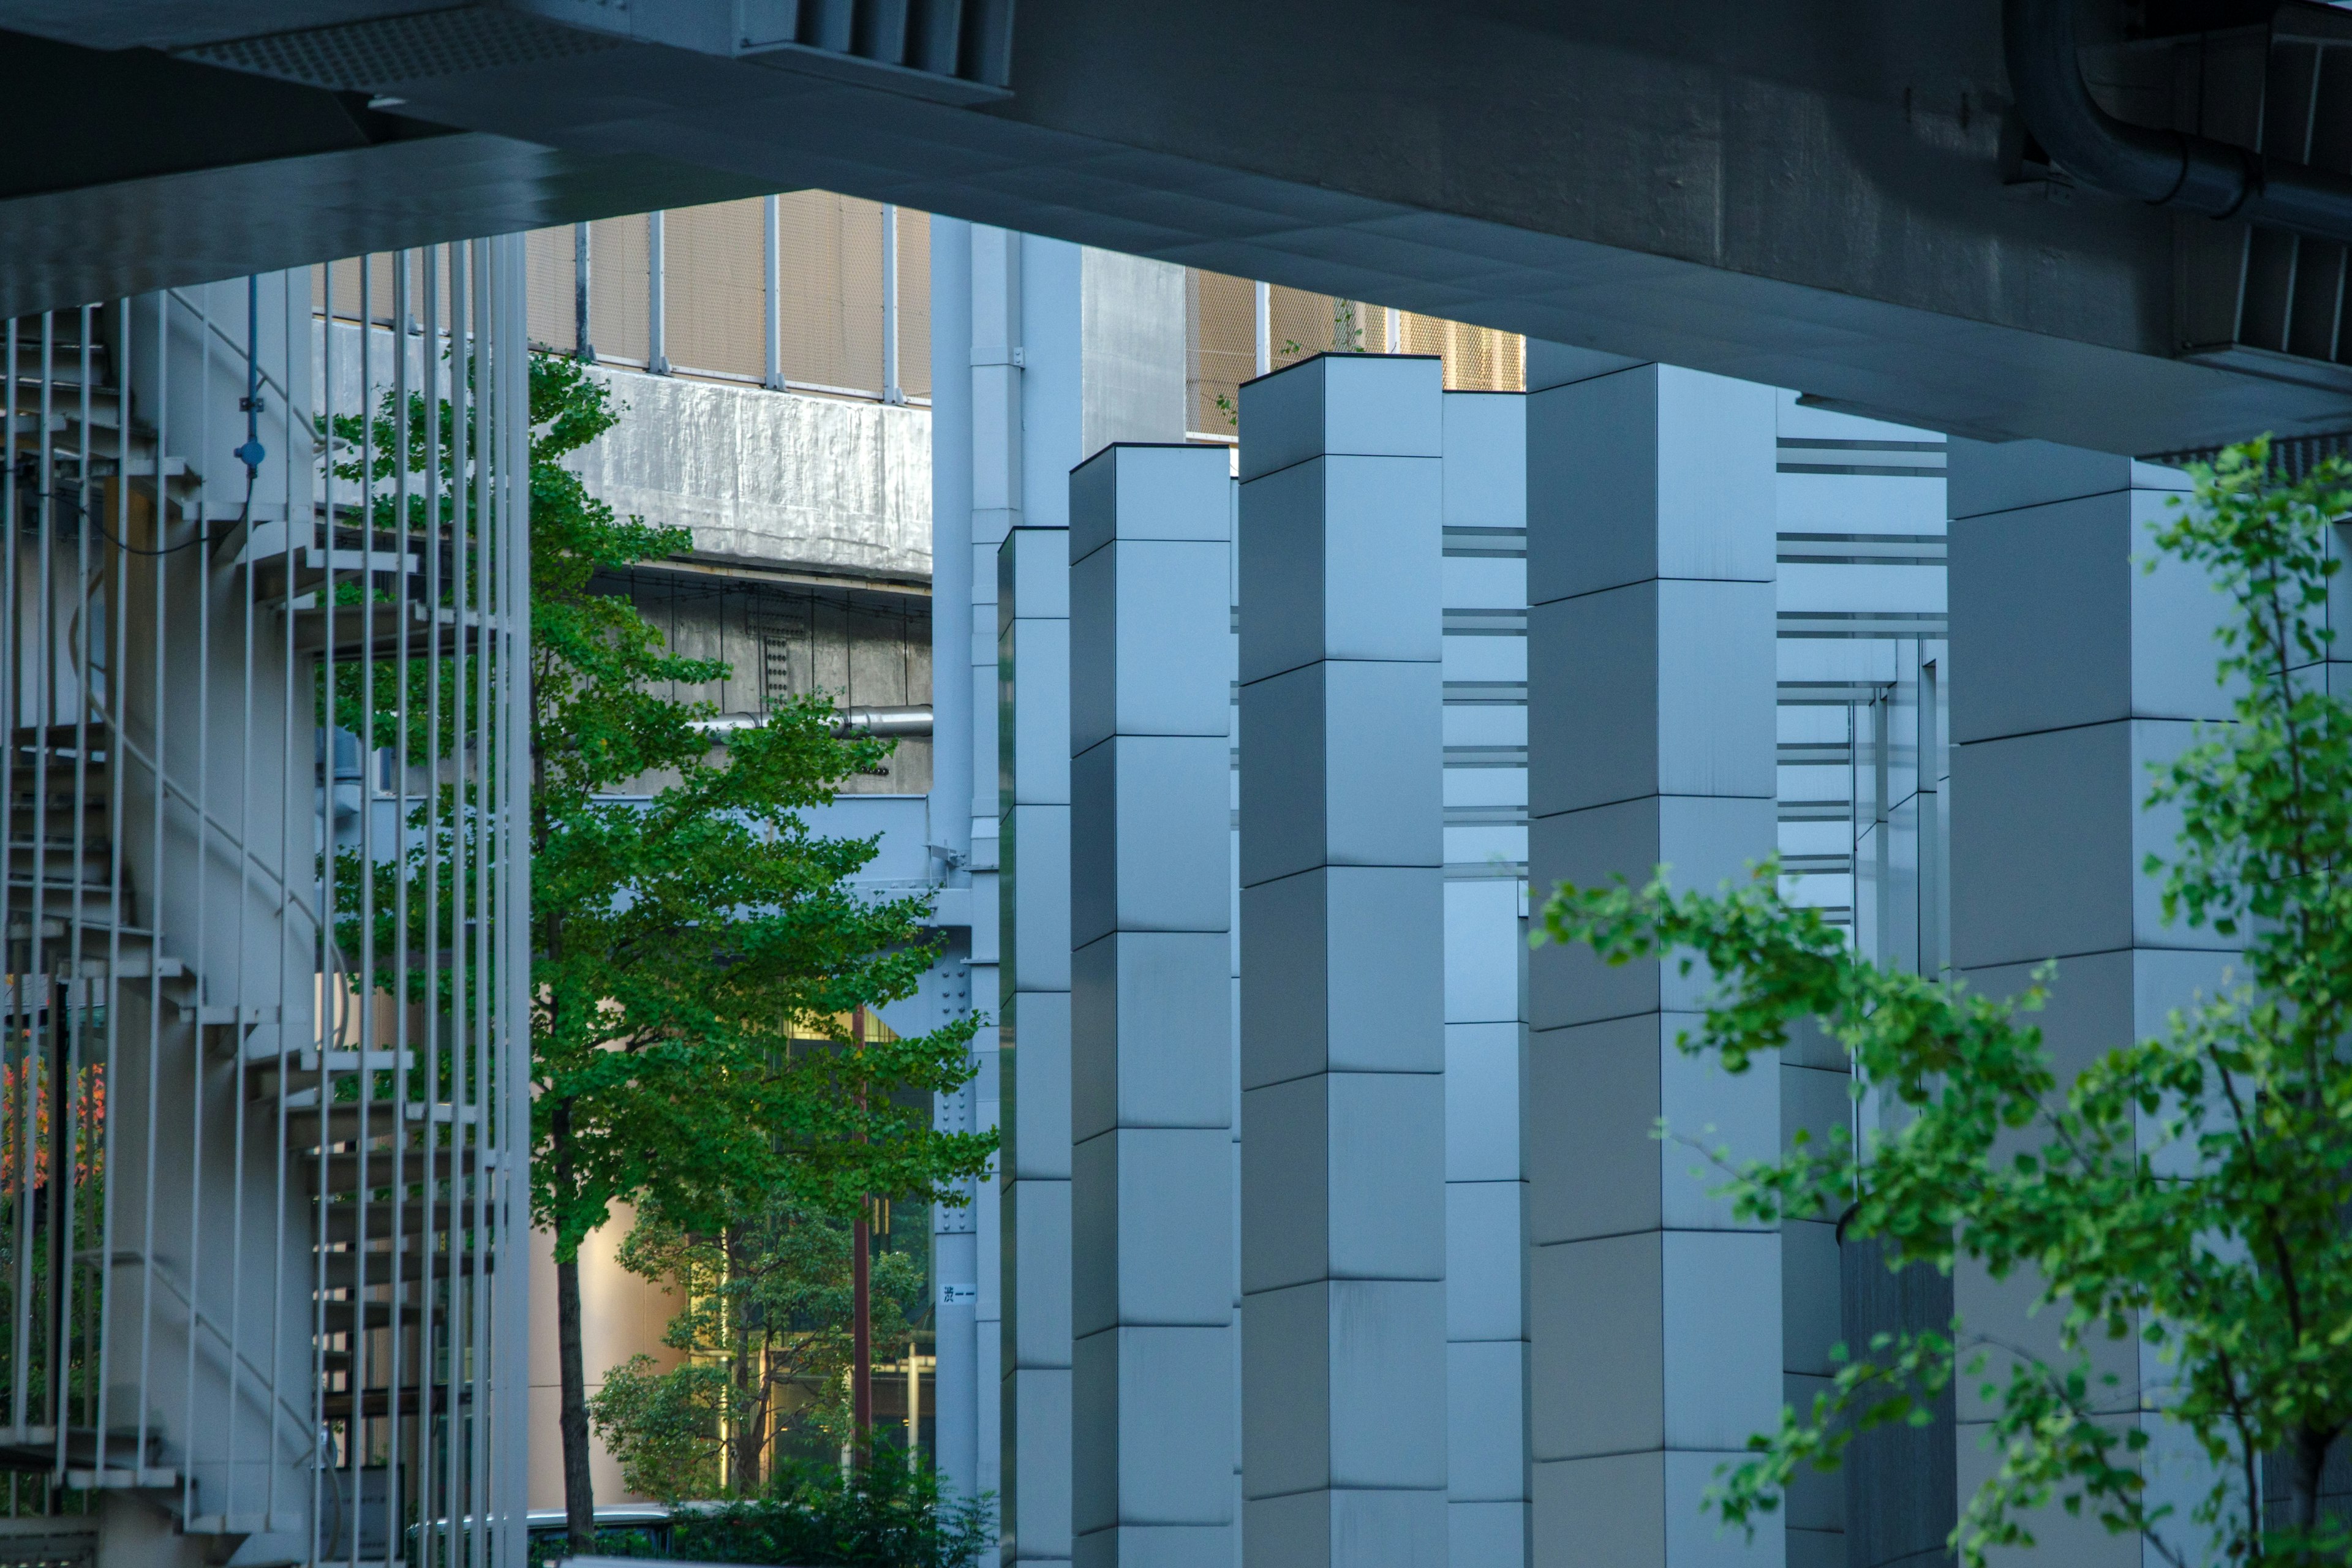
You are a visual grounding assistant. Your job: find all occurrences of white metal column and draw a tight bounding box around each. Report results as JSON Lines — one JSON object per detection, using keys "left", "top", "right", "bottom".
{"left": 1068, "top": 442, "right": 1237, "bottom": 1568}
{"left": 1523, "top": 355, "right": 1782, "bottom": 1567}
{"left": 1945, "top": 439, "right": 2228, "bottom": 1568}
{"left": 1237, "top": 352, "right": 1449, "bottom": 1568}
{"left": 1000, "top": 507, "right": 1074, "bottom": 1568}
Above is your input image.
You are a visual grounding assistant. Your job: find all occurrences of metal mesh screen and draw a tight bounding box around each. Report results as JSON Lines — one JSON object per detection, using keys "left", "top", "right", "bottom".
{"left": 1402, "top": 312, "right": 1525, "bottom": 391}
{"left": 1194, "top": 279, "right": 1529, "bottom": 429}
{"left": 897, "top": 209, "right": 932, "bottom": 401}
{"left": 1187, "top": 269, "right": 1254, "bottom": 435}
{"left": 586, "top": 216, "right": 649, "bottom": 368}
{"left": 523, "top": 227, "right": 575, "bottom": 354}
{"left": 769, "top": 192, "right": 888, "bottom": 396}
{"left": 533, "top": 197, "right": 937, "bottom": 404}
{"left": 313, "top": 257, "right": 401, "bottom": 325}
{"left": 666, "top": 198, "right": 767, "bottom": 382}
{"left": 1267, "top": 284, "right": 1336, "bottom": 371}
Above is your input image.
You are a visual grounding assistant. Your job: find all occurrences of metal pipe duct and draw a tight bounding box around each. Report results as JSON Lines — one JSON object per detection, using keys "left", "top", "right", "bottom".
{"left": 692, "top": 705, "right": 934, "bottom": 740}
{"left": 836, "top": 704, "right": 933, "bottom": 738}
{"left": 2007, "top": 0, "right": 2352, "bottom": 243}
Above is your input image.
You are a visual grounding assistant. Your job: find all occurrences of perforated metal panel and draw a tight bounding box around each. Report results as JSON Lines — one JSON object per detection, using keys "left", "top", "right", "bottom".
{"left": 772, "top": 192, "right": 887, "bottom": 397}
{"left": 176, "top": 0, "right": 1012, "bottom": 106}
{"left": 1187, "top": 272, "right": 1528, "bottom": 433}
{"left": 179, "top": 7, "right": 622, "bottom": 92}
{"left": 585, "top": 216, "right": 649, "bottom": 368}
{"left": 1186, "top": 269, "right": 1254, "bottom": 435}
{"left": 897, "top": 209, "right": 933, "bottom": 401}
{"left": 665, "top": 199, "right": 767, "bottom": 382}
{"left": 522, "top": 228, "right": 576, "bottom": 356}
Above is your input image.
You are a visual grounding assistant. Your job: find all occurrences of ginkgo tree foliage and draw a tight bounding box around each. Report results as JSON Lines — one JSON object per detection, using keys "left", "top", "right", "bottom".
{"left": 1540, "top": 440, "right": 2352, "bottom": 1566}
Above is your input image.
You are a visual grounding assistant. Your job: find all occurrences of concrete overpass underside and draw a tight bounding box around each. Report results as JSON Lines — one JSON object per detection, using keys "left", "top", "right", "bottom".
{"left": 4, "top": 0, "right": 2351, "bottom": 453}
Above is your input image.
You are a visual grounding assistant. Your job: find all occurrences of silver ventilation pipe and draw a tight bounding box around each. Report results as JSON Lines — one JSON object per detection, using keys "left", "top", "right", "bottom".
{"left": 837, "top": 704, "right": 933, "bottom": 737}
{"left": 2007, "top": 0, "right": 2352, "bottom": 244}
{"left": 691, "top": 705, "right": 935, "bottom": 741}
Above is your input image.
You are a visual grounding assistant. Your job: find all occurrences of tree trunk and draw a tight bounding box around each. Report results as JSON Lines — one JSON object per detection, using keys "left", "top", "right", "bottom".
{"left": 556, "top": 1249, "right": 596, "bottom": 1553}
{"left": 2293, "top": 1428, "right": 2329, "bottom": 1539}
{"left": 729, "top": 1225, "right": 765, "bottom": 1490}
{"left": 853, "top": 1201, "right": 872, "bottom": 1449}
{"left": 851, "top": 1008, "right": 872, "bottom": 1458}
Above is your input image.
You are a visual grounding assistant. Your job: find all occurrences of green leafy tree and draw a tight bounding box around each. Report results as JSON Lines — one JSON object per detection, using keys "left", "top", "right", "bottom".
{"left": 590, "top": 1195, "right": 928, "bottom": 1499}
{"left": 1540, "top": 439, "right": 2352, "bottom": 1566}
{"left": 320, "top": 356, "right": 993, "bottom": 1547}
{"left": 511, "top": 356, "right": 991, "bottom": 1551}
{"left": 671, "top": 1444, "right": 991, "bottom": 1568}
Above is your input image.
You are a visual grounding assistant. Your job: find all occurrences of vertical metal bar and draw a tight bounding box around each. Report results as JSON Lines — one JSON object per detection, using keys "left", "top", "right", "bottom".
{"left": 227, "top": 275, "right": 260, "bottom": 1523}
{"left": 764, "top": 197, "right": 783, "bottom": 391}
{"left": 184, "top": 280, "right": 216, "bottom": 1517}
{"left": 353, "top": 247, "right": 379, "bottom": 1568}
{"left": 135, "top": 295, "right": 167, "bottom": 1485}
{"left": 574, "top": 222, "right": 594, "bottom": 366}
{"left": 61, "top": 303, "right": 94, "bottom": 1476}
{"left": 29, "top": 314, "right": 56, "bottom": 1460}
{"left": 442, "top": 239, "right": 472, "bottom": 1568}
{"left": 464, "top": 236, "right": 493, "bottom": 1568}
{"left": 88, "top": 294, "right": 132, "bottom": 1488}
{"left": 496, "top": 232, "right": 532, "bottom": 1568}
{"left": 494, "top": 230, "right": 516, "bottom": 1568}
{"left": 2, "top": 313, "right": 23, "bottom": 1442}
{"left": 387, "top": 247, "right": 415, "bottom": 1565}
{"left": 439, "top": 239, "right": 467, "bottom": 1568}
{"left": 1253, "top": 281, "right": 1271, "bottom": 377}
{"left": 269, "top": 263, "right": 303, "bottom": 1532}
{"left": 418, "top": 239, "right": 444, "bottom": 1568}
{"left": 56, "top": 305, "right": 96, "bottom": 1479}
{"left": 883, "top": 203, "right": 903, "bottom": 404}
{"left": 312, "top": 257, "right": 337, "bottom": 1566}
{"left": 647, "top": 211, "right": 669, "bottom": 375}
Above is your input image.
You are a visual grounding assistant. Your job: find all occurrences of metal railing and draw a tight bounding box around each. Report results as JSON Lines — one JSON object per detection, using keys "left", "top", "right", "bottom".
{"left": 0, "top": 236, "right": 531, "bottom": 1567}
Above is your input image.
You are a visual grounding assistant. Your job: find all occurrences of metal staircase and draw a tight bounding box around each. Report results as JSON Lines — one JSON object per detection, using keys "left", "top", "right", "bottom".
{"left": 0, "top": 243, "right": 531, "bottom": 1568}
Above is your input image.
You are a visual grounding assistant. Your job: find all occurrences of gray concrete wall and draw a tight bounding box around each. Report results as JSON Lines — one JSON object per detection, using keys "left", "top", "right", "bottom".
{"left": 571, "top": 366, "right": 932, "bottom": 584}
{"left": 320, "top": 319, "right": 930, "bottom": 584}
{"left": 611, "top": 570, "right": 933, "bottom": 795}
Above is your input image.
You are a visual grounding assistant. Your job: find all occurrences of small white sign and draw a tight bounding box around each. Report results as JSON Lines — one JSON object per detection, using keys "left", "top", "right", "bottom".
{"left": 940, "top": 1283, "right": 978, "bottom": 1306}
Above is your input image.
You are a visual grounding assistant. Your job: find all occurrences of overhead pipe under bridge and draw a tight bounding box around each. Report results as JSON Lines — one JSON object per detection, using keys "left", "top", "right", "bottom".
{"left": 2007, "top": 0, "right": 2352, "bottom": 242}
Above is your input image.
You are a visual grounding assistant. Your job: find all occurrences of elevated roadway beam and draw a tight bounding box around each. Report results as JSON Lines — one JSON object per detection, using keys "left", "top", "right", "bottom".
{"left": 2, "top": 0, "right": 2342, "bottom": 452}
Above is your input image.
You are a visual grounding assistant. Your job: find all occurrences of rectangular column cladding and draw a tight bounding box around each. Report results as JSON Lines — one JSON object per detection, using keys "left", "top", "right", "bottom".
{"left": 1523, "top": 358, "right": 1784, "bottom": 1568}
{"left": 1068, "top": 443, "right": 1239, "bottom": 1568}
{"left": 1945, "top": 440, "right": 2230, "bottom": 1568}
{"left": 1237, "top": 353, "right": 1449, "bottom": 1568}
{"left": 1002, "top": 516, "right": 1074, "bottom": 1568}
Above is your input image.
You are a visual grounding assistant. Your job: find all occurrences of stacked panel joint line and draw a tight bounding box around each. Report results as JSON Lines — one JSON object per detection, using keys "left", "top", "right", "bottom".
{"left": 1237, "top": 353, "right": 1449, "bottom": 1568}
{"left": 1521, "top": 353, "right": 1784, "bottom": 1567}
{"left": 1067, "top": 443, "right": 1237, "bottom": 1568}
{"left": 0, "top": 240, "right": 530, "bottom": 1568}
